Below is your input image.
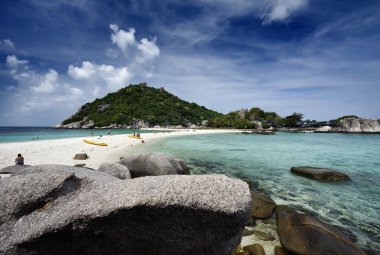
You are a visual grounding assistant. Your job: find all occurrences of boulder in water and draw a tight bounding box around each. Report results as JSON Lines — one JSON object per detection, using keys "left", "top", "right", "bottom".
{"left": 276, "top": 206, "right": 366, "bottom": 255}
{"left": 119, "top": 153, "right": 190, "bottom": 178}
{"left": 290, "top": 166, "right": 350, "bottom": 182}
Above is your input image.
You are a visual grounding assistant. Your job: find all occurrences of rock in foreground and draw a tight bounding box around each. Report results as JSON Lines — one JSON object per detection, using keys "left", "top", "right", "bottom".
{"left": 290, "top": 166, "right": 350, "bottom": 182}
{"left": 276, "top": 206, "right": 366, "bottom": 255}
{"left": 0, "top": 165, "right": 251, "bottom": 255}
{"left": 120, "top": 152, "right": 190, "bottom": 178}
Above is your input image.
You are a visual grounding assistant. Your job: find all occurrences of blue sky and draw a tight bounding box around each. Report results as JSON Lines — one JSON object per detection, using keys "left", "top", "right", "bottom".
{"left": 0, "top": 0, "right": 379, "bottom": 126}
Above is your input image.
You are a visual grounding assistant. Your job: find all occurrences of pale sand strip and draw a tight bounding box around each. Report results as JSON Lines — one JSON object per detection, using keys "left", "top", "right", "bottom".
{"left": 0, "top": 129, "right": 240, "bottom": 170}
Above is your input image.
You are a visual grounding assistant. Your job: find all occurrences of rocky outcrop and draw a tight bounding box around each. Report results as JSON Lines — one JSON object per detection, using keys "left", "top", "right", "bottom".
{"left": 238, "top": 109, "right": 248, "bottom": 119}
{"left": 276, "top": 206, "right": 366, "bottom": 255}
{"left": 98, "top": 163, "right": 131, "bottom": 179}
{"left": 0, "top": 165, "right": 251, "bottom": 255}
{"left": 97, "top": 104, "right": 111, "bottom": 113}
{"left": 60, "top": 117, "right": 95, "bottom": 129}
{"left": 290, "top": 166, "right": 350, "bottom": 182}
{"left": 251, "top": 193, "right": 276, "bottom": 219}
{"left": 120, "top": 153, "right": 190, "bottom": 178}
{"left": 337, "top": 118, "right": 380, "bottom": 133}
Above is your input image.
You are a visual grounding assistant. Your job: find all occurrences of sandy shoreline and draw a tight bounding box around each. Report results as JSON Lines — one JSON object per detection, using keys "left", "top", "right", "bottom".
{"left": 0, "top": 129, "right": 240, "bottom": 170}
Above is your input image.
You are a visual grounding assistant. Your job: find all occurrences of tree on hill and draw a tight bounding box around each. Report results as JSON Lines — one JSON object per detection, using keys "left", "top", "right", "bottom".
{"left": 284, "top": 112, "right": 304, "bottom": 127}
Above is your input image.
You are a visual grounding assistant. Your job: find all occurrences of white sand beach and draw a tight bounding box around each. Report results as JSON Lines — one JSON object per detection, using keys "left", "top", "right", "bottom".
{"left": 0, "top": 129, "right": 240, "bottom": 170}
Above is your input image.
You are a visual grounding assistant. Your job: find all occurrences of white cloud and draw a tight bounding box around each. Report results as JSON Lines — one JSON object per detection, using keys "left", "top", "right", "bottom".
{"left": 68, "top": 61, "right": 132, "bottom": 90}
{"left": 264, "top": 0, "right": 309, "bottom": 23}
{"left": 6, "top": 55, "right": 29, "bottom": 68}
{"left": 136, "top": 37, "right": 160, "bottom": 63}
{"left": 0, "top": 39, "right": 15, "bottom": 49}
{"left": 32, "top": 69, "right": 58, "bottom": 93}
{"left": 98, "top": 64, "right": 130, "bottom": 89}
{"left": 68, "top": 61, "right": 96, "bottom": 79}
{"left": 110, "top": 24, "right": 136, "bottom": 55}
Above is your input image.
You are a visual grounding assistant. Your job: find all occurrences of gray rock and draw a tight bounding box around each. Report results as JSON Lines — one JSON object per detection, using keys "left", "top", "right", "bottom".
{"left": 0, "top": 170, "right": 251, "bottom": 255}
{"left": 290, "top": 166, "right": 350, "bottom": 182}
{"left": 73, "top": 153, "right": 88, "bottom": 160}
{"left": 244, "top": 243, "right": 266, "bottom": 255}
{"left": 338, "top": 118, "right": 380, "bottom": 133}
{"left": 251, "top": 192, "right": 276, "bottom": 219}
{"left": 11, "top": 164, "right": 118, "bottom": 183}
{"left": 97, "top": 104, "right": 111, "bottom": 113}
{"left": 0, "top": 165, "right": 30, "bottom": 174}
{"left": 120, "top": 153, "right": 190, "bottom": 178}
{"left": 98, "top": 163, "right": 131, "bottom": 179}
{"left": 276, "top": 206, "right": 366, "bottom": 255}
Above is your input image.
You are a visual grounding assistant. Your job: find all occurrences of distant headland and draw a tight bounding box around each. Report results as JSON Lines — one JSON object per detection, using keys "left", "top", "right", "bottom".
{"left": 55, "top": 83, "right": 380, "bottom": 133}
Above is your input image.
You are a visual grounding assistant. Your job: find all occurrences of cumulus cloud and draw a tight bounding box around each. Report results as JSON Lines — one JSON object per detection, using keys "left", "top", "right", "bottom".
{"left": 4, "top": 55, "right": 84, "bottom": 115}
{"left": 68, "top": 61, "right": 96, "bottom": 79}
{"left": 110, "top": 24, "right": 136, "bottom": 55}
{"left": 31, "top": 69, "right": 58, "bottom": 93}
{"left": 136, "top": 37, "right": 160, "bottom": 63}
{"left": 109, "top": 24, "right": 160, "bottom": 65}
{"left": 6, "top": 55, "right": 29, "bottom": 68}
{"left": 0, "top": 39, "right": 15, "bottom": 49}
{"left": 68, "top": 61, "right": 131, "bottom": 90}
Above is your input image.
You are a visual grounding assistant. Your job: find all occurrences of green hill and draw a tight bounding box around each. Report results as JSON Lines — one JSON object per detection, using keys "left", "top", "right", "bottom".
{"left": 62, "top": 83, "right": 222, "bottom": 127}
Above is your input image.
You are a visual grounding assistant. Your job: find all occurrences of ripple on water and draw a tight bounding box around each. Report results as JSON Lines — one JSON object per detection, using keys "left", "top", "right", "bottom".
{"left": 134, "top": 132, "right": 380, "bottom": 253}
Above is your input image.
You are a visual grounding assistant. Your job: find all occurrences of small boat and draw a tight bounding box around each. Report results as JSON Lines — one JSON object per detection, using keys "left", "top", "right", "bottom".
{"left": 83, "top": 139, "right": 108, "bottom": 146}
{"left": 128, "top": 134, "right": 142, "bottom": 139}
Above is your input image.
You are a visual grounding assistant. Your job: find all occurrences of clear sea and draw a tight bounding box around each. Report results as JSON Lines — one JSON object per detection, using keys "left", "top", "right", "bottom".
{"left": 0, "top": 127, "right": 156, "bottom": 143}
{"left": 133, "top": 132, "right": 380, "bottom": 253}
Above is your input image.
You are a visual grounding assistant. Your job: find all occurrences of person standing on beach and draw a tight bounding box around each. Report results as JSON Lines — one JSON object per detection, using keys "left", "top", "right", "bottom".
{"left": 15, "top": 154, "right": 24, "bottom": 165}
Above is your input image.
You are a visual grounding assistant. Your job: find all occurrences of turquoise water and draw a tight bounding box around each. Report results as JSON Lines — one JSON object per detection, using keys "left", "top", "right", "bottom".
{"left": 0, "top": 127, "right": 159, "bottom": 143}
{"left": 134, "top": 132, "right": 380, "bottom": 253}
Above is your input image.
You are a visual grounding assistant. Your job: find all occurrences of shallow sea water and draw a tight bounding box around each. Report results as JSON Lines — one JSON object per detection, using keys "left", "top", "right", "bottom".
{"left": 134, "top": 132, "right": 380, "bottom": 253}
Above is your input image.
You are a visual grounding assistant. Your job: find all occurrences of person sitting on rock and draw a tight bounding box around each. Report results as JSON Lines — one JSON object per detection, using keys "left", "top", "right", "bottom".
{"left": 15, "top": 154, "right": 24, "bottom": 165}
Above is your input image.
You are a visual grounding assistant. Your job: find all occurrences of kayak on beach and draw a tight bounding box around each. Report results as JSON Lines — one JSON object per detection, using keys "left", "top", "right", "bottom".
{"left": 83, "top": 139, "right": 108, "bottom": 146}
{"left": 128, "top": 135, "right": 142, "bottom": 139}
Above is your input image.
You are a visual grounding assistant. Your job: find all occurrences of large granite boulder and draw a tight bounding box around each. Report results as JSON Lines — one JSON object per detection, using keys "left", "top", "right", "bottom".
{"left": 0, "top": 165, "right": 251, "bottom": 255}
{"left": 290, "top": 166, "right": 350, "bottom": 182}
{"left": 98, "top": 163, "right": 131, "bottom": 179}
{"left": 251, "top": 192, "right": 276, "bottom": 219}
{"left": 0, "top": 165, "right": 30, "bottom": 174}
{"left": 276, "top": 207, "right": 366, "bottom": 255}
{"left": 120, "top": 153, "right": 190, "bottom": 178}
{"left": 11, "top": 164, "right": 118, "bottom": 183}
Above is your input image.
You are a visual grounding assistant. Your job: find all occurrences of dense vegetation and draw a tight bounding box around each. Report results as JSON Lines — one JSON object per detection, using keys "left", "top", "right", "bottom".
{"left": 208, "top": 107, "right": 283, "bottom": 128}
{"left": 62, "top": 84, "right": 223, "bottom": 127}
{"left": 63, "top": 83, "right": 360, "bottom": 129}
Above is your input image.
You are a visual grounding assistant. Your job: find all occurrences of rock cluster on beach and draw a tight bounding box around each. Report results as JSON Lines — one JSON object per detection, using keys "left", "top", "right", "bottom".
{"left": 0, "top": 157, "right": 251, "bottom": 254}
{"left": 316, "top": 118, "right": 380, "bottom": 133}
{"left": 234, "top": 182, "right": 367, "bottom": 255}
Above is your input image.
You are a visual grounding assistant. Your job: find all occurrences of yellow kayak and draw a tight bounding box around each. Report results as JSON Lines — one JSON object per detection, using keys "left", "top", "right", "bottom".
{"left": 83, "top": 139, "right": 108, "bottom": 146}
{"left": 128, "top": 135, "right": 142, "bottom": 139}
